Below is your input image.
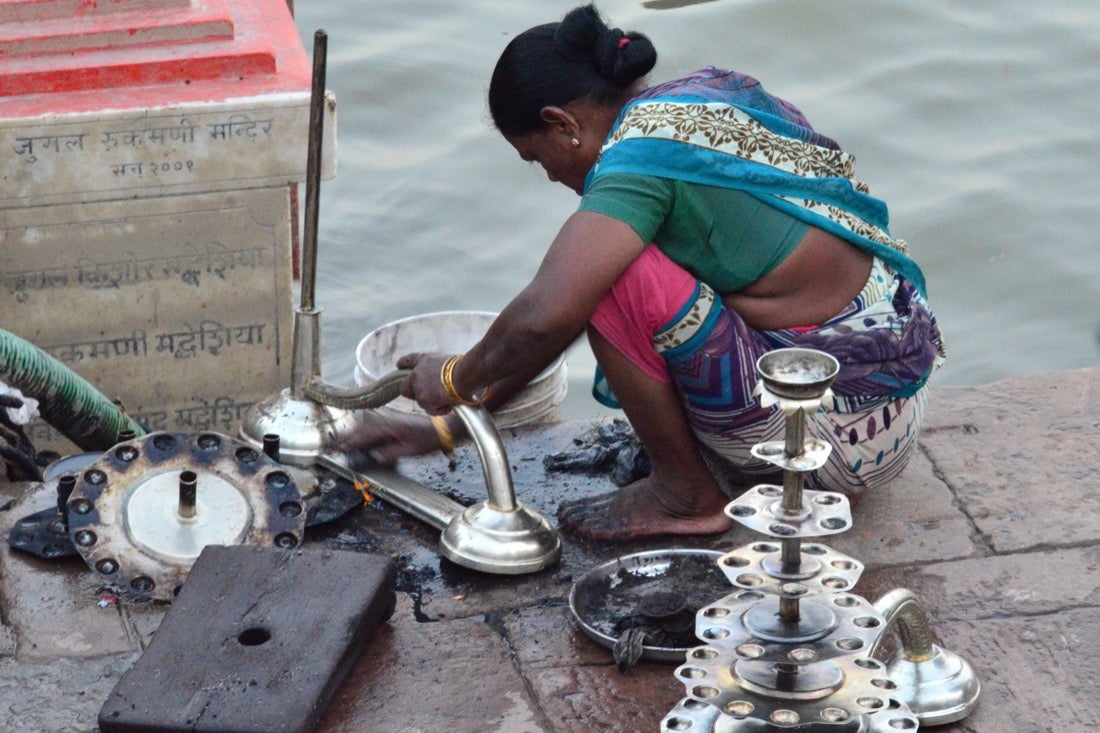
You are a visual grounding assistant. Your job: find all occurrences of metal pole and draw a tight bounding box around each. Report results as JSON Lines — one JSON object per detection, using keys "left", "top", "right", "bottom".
{"left": 781, "top": 407, "right": 805, "bottom": 515}
{"left": 57, "top": 473, "right": 77, "bottom": 529}
{"left": 780, "top": 405, "right": 807, "bottom": 572}
{"left": 262, "top": 433, "right": 281, "bottom": 462}
{"left": 179, "top": 470, "right": 197, "bottom": 519}
{"left": 300, "top": 29, "right": 327, "bottom": 313}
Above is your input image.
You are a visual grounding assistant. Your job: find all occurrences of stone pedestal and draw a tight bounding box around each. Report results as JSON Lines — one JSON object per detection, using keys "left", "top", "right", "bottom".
{"left": 0, "top": 0, "right": 334, "bottom": 453}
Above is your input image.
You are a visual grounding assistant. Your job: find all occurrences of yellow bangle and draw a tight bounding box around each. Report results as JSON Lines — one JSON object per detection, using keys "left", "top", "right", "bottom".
{"left": 430, "top": 415, "right": 455, "bottom": 454}
{"left": 440, "top": 353, "right": 488, "bottom": 406}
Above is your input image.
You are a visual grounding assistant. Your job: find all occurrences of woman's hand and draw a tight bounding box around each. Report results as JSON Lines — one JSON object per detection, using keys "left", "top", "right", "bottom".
{"left": 395, "top": 351, "right": 470, "bottom": 414}
{"left": 333, "top": 410, "right": 447, "bottom": 467}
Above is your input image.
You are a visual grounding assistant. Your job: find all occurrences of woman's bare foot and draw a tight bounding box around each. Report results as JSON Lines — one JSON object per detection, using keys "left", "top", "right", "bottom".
{"left": 556, "top": 476, "right": 734, "bottom": 541}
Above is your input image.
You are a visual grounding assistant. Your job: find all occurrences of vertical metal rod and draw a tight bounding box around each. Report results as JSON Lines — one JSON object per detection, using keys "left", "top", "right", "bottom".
{"left": 779, "top": 406, "right": 810, "bottom": 617}
{"left": 781, "top": 407, "right": 805, "bottom": 515}
{"left": 780, "top": 537, "right": 802, "bottom": 568}
{"left": 780, "top": 405, "right": 808, "bottom": 573}
{"left": 179, "top": 470, "right": 198, "bottom": 519}
{"left": 262, "top": 433, "right": 281, "bottom": 461}
{"left": 778, "top": 582, "right": 807, "bottom": 623}
{"left": 57, "top": 473, "right": 77, "bottom": 529}
{"left": 299, "top": 29, "right": 327, "bottom": 313}
{"left": 774, "top": 662, "right": 800, "bottom": 691}
{"left": 778, "top": 596, "right": 801, "bottom": 621}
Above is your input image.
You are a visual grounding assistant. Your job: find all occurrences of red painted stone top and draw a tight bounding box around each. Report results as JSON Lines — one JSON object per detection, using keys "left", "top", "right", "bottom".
{"left": 0, "top": 0, "right": 311, "bottom": 117}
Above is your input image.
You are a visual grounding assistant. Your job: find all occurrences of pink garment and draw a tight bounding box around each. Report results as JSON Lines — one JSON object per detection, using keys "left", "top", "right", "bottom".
{"left": 588, "top": 244, "right": 697, "bottom": 384}
{"left": 586, "top": 245, "right": 935, "bottom": 499}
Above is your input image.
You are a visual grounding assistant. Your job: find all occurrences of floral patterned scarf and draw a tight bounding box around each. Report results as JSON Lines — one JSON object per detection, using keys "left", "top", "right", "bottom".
{"left": 584, "top": 67, "right": 928, "bottom": 297}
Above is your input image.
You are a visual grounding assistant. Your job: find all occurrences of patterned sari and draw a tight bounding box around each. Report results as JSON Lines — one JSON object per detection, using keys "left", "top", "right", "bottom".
{"left": 585, "top": 69, "right": 945, "bottom": 496}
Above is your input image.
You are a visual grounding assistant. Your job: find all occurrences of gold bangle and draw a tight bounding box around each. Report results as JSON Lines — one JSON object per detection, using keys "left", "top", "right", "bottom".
{"left": 430, "top": 415, "right": 455, "bottom": 454}
{"left": 440, "top": 353, "right": 485, "bottom": 406}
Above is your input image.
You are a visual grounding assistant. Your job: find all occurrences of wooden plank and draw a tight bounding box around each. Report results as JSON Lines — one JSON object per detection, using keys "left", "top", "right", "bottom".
{"left": 98, "top": 545, "right": 395, "bottom": 733}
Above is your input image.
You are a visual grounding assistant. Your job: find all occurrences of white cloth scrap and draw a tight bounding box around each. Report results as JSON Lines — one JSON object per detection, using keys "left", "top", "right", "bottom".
{"left": 0, "top": 381, "right": 40, "bottom": 426}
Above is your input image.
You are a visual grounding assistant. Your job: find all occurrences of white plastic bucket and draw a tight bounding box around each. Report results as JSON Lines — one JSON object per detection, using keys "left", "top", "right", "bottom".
{"left": 354, "top": 311, "right": 567, "bottom": 428}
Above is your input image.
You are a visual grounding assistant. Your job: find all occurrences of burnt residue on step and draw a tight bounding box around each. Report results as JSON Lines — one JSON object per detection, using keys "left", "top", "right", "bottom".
{"left": 542, "top": 419, "right": 651, "bottom": 487}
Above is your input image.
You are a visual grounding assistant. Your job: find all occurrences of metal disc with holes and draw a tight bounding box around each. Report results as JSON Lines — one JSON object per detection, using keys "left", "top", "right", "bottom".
{"left": 65, "top": 431, "right": 307, "bottom": 601}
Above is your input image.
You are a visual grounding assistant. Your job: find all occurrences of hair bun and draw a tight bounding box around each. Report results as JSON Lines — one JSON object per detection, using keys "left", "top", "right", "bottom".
{"left": 489, "top": 4, "right": 658, "bottom": 136}
{"left": 594, "top": 28, "right": 626, "bottom": 79}
{"left": 555, "top": 4, "right": 601, "bottom": 61}
{"left": 556, "top": 4, "right": 657, "bottom": 87}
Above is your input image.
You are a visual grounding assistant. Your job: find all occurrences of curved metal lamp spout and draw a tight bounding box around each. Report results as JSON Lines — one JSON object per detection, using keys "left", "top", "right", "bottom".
{"left": 453, "top": 404, "right": 517, "bottom": 512}
{"left": 871, "top": 588, "right": 937, "bottom": 661}
{"left": 872, "top": 588, "right": 981, "bottom": 726}
{"left": 437, "top": 404, "right": 561, "bottom": 574}
{"left": 313, "top": 399, "right": 561, "bottom": 575}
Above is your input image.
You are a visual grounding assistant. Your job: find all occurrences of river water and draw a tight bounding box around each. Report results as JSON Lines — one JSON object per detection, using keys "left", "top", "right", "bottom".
{"left": 289, "top": 0, "right": 1099, "bottom": 419}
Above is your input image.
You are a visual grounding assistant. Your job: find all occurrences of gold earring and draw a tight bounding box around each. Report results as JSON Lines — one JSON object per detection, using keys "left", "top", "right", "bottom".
{"left": 570, "top": 138, "right": 581, "bottom": 148}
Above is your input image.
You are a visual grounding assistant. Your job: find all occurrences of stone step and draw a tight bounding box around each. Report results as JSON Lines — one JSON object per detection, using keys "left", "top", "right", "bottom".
{"left": 0, "top": 0, "right": 189, "bottom": 24}
{"left": 0, "top": 34, "right": 276, "bottom": 96}
{"left": 0, "top": 0, "right": 234, "bottom": 58}
{"left": 0, "top": 0, "right": 306, "bottom": 101}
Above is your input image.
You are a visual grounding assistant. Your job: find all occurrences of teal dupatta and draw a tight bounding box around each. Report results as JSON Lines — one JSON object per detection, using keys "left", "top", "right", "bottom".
{"left": 583, "top": 67, "right": 928, "bottom": 297}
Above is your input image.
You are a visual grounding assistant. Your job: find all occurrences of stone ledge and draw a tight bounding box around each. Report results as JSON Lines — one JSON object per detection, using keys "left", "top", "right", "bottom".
{"left": 0, "top": 367, "right": 1095, "bottom": 732}
{"left": 921, "top": 367, "right": 1099, "bottom": 553}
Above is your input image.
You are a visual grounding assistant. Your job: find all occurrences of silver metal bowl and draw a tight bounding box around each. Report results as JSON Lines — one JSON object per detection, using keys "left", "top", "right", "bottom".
{"left": 756, "top": 348, "right": 840, "bottom": 401}
{"left": 568, "top": 548, "right": 727, "bottom": 663}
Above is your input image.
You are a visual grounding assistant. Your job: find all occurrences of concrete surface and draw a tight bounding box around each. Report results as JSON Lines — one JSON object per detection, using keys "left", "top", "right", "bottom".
{"left": 0, "top": 367, "right": 1096, "bottom": 732}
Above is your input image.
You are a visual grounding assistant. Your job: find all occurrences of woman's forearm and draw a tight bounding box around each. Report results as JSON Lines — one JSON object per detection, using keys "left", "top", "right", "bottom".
{"left": 436, "top": 211, "right": 646, "bottom": 406}
{"left": 451, "top": 294, "right": 582, "bottom": 405}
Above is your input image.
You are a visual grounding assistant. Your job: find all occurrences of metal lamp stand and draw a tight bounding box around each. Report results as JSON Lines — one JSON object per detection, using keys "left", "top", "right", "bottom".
{"left": 661, "top": 348, "right": 979, "bottom": 731}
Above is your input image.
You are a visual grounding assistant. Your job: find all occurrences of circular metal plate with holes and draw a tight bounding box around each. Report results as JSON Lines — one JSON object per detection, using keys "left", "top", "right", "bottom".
{"left": 750, "top": 439, "right": 832, "bottom": 473}
{"left": 65, "top": 431, "right": 307, "bottom": 601}
{"left": 725, "top": 485, "right": 853, "bottom": 539}
{"left": 715, "top": 541, "right": 865, "bottom": 596}
{"left": 694, "top": 589, "right": 887, "bottom": 665}
{"left": 663, "top": 651, "right": 920, "bottom": 732}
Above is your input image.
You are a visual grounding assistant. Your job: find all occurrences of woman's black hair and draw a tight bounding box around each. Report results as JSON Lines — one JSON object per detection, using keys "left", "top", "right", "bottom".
{"left": 489, "top": 4, "right": 658, "bottom": 137}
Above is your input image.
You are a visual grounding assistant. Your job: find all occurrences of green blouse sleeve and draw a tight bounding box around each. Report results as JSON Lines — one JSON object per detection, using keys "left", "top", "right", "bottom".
{"left": 577, "top": 173, "right": 673, "bottom": 244}
{"left": 577, "top": 171, "right": 809, "bottom": 292}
